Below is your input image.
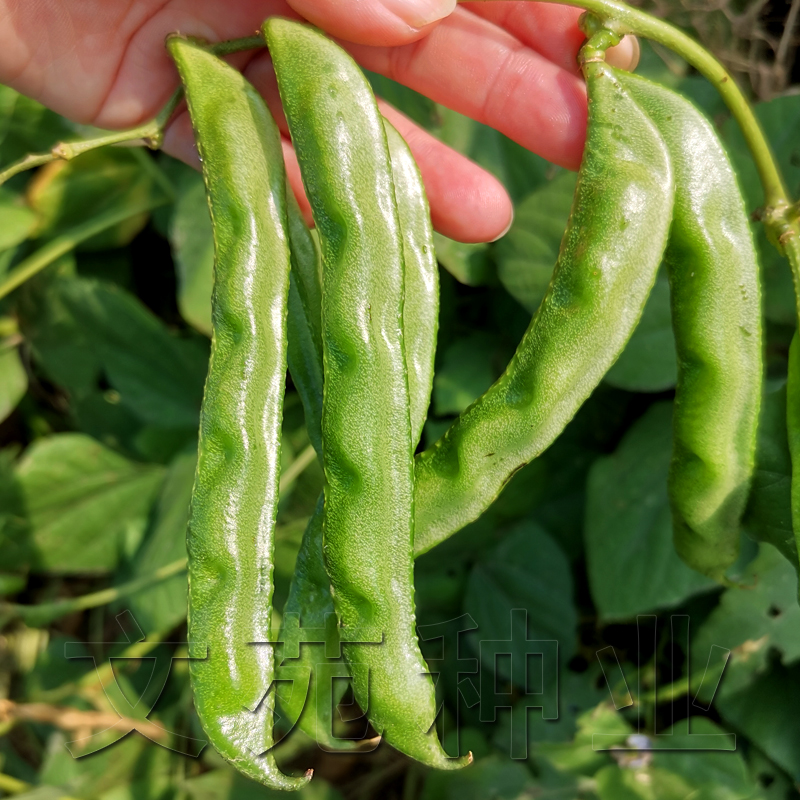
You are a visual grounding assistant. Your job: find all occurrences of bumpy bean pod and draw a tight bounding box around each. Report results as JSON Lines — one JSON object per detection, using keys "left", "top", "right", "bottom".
{"left": 266, "top": 18, "right": 463, "bottom": 768}
{"left": 618, "top": 71, "right": 763, "bottom": 581}
{"left": 168, "top": 38, "right": 310, "bottom": 790}
{"left": 412, "top": 54, "right": 675, "bottom": 554}
{"left": 277, "top": 117, "right": 440, "bottom": 749}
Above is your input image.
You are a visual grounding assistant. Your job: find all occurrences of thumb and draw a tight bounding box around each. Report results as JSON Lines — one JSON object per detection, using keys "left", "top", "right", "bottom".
{"left": 285, "top": 0, "right": 456, "bottom": 46}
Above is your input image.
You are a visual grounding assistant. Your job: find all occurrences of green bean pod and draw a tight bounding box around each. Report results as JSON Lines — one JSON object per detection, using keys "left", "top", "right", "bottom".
{"left": 617, "top": 71, "right": 763, "bottom": 581}
{"left": 286, "top": 191, "right": 324, "bottom": 456}
{"left": 278, "top": 118, "right": 440, "bottom": 749}
{"left": 266, "top": 18, "right": 463, "bottom": 768}
{"left": 412, "top": 56, "right": 675, "bottom": 554}
{"left": 168, "top": 38, "right": 310, "bottom": 790}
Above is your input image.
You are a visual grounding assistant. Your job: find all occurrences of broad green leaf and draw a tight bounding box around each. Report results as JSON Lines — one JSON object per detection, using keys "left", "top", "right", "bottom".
{"left": 0, "top": 345, "right": 26, "bottom": 422}
{"left": 743, "top": 382, "right": 798, "bottom": 570}
{"left": 0, "top": 92, "right": 75, "bottom": 168}
{"left": 0, "top": 84, "right": 18, "bottom": 148}
{"left": 693, "top": 544, "right": 800, "bottom": 699}
{"left": 463, "top": 520, "right": 578, "bottom": 674}
{"left": 0, "top": 186, "right": 38, "bottom": 250}
{"left": 492, "top": 666, "right": 610, "bottom": 770}
{"left": 604, "top": 273, "right": 677, "bottom": 392}
{"left": 493, "top": 171, "right": 576, "bottom": 313}
{"left": 595, "top": 765, "right": 692, "bottom": 800}
{"left": 433, "top": 332, "right": 499, "bottom": 416}
{"left": 22, "top": 276, "right": 208, "bottom": 429}
{"left": 433, "top": 233, "right": 494, "bottom": 287}
{"left": 7, "top": 433, "right": 164, "bottom": 573}
{"left": 421, "top": 755, "right": 535, "bottom": 800}
{"left": 38, "top": 731, "right": 177, "bottom": 800}
{"left": 126, "top": 448, "right": 195, "bottom": 633}
{"left": 169, "top": 167, "right": 214, "bottom": 335}
{"left": 27, "top": 148, "right": 159, "bottom": 250}
{"left": 650, "top": 719, "right": 763, "bottom": 799}
{"left": 534, "top": 703, "right": 631, "bottom": 776}
{"left": 585, "top": 402, "right": 713, "bottom": 621}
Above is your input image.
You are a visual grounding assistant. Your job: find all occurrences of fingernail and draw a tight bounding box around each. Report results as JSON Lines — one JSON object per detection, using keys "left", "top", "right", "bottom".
{"left": 380, "top": 0, "right": 456, "bottom": 29}
{"left": 606, "top": 35, "right": 641, "bottom": 72}
{"left": 490, "top": 210, "right": 515, "bottom": 243}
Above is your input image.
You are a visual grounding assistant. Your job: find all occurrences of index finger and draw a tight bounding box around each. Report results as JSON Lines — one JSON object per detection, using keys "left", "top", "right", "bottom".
{"left": 344, "top": 6, "right": 588, "bottom": 169}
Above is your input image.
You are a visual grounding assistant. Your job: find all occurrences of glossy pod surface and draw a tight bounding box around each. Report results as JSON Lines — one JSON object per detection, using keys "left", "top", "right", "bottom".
{"left": 169, "top": 38, "right": 310, "bottom": 790}
{"left": 413, "top": 59, "right": 675, "bottom": 554}
{"left": 278, "top": 117, "right": 440, "bottom": 747}
{"left": 619, "top": 71, "right": 763, "bottom": 581}
{"left": 266, "top": 18, "right": 462, "bottom": 768}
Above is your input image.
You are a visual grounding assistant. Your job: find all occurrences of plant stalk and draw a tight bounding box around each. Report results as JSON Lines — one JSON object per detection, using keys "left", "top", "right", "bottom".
{"left": 469, "top": 0, "right": 790, "bottom": 214}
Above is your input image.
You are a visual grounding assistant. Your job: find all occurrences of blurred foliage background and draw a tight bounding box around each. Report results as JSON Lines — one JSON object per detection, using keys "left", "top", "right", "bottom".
{"left": 0, "top": 2, "right": 799, "bottom": 799}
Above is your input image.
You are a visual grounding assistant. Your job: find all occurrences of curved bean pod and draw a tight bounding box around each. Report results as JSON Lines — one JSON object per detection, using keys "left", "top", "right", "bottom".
{"left": 168, "top": 37, "right": 310, "bottom": 790}
{"left": 618, "top": 70, "right": 763, "bottom": 581}
{"left": 266, "top": 18, "right": 462, "bottom": 768}
{"left": 278, "top": 116, "right": 440, "bottom": 749}
{"left": 413, "top": 57, "right": 674, "bottom": 554}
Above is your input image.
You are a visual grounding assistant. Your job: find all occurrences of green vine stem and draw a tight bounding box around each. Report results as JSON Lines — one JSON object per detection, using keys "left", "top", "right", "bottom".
{"left": 471, "top": 0, "right": 800, "bottom": 328}
{"left": 0, "top": 198, "right": 167, "bottom": 301}
{"left": 472, "top": 0, "right": 789, "bottom": 211}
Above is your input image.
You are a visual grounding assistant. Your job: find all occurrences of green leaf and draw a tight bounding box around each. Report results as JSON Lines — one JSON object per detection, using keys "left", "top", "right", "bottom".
{"left": 743, "top": 382, "right": 799, "bottom": 570}
{"left": 534, "top": 703, "right": 632, "bottom": 776}
{"left": 0, "top": 91, "right": 75, "bottom": 168}
{"left": 585, "top": 402, "right": 714, "bottom": 621}
{"left": 27, "top": 148, "right": 159, "bottom": 250}
{"left": 595, "top": 765, "right": 693, "bottom": 800}
{"left": 0, "top": 186, "right": 38, "bottom": 250}
{"left": 433, "top": 233, "right": 494, "bottom": 287}
{"left": 6, "top": 433, "right": 165, "bottom": 573}
{"left": 169, "top": 167, "right": 214, "bottom": 335}
{"left": 0, "top": 345, "right": 26, "bottom": 422}
{"left": 463, "top": 520, "right": 578, "bottom": 673}
{"left": 38, "top": 731, "right": 177, "bottom": 800}
{"left": 126, "top": 447, "right": 195, "bottom": 633}
{"left": 433, "top": 332, "right": 499, "bottom": 416}
{"left": 716, "top": 660, "right": 800, "bottom": 782}
{"left": 421, "top": 755, "right": 535, "bottom": 800}
{"left": 693, "top": 544, "right": 800, "bottom": 699}
{"left": 604, "top": 273, "right": 677, "bottom": 392}
{"left": 493, "top": 171, "right": 576, "bottom": 313}
{"left": 22, "top": 276, "right": 208, "bottom": 429}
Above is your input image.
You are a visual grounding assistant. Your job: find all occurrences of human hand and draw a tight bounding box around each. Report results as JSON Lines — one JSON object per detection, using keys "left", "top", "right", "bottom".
{"left": 0, "top": 0, "right": 638, "bottom": 242}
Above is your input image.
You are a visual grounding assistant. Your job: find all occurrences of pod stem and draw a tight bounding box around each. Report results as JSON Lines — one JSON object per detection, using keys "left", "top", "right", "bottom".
{"left": 468, "top": 0, "right": 791, "bottom": 214}
{"left": 0, "top": 36, "right": 266, "bottom": 188}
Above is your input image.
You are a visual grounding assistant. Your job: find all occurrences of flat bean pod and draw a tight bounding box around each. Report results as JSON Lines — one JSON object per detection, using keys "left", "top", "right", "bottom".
{"left": 413, "top": 56, "right": 675, "bottom": 553}
{"left": 169, "top": 38, "right": 310, "bottom": 790}
{"left": 618, "top": 71, "right": 763, "bottom": 581}
{"left": 278, "top": 116, "right": 440, "bottom": 748}
{"left": 266, "top": 18, "right": 463, "bottom": 768}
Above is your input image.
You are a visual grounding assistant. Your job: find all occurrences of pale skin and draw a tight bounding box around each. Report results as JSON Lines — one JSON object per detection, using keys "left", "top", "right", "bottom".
{"left": 0, "top": 0, "right": 638, "bottom": 243}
